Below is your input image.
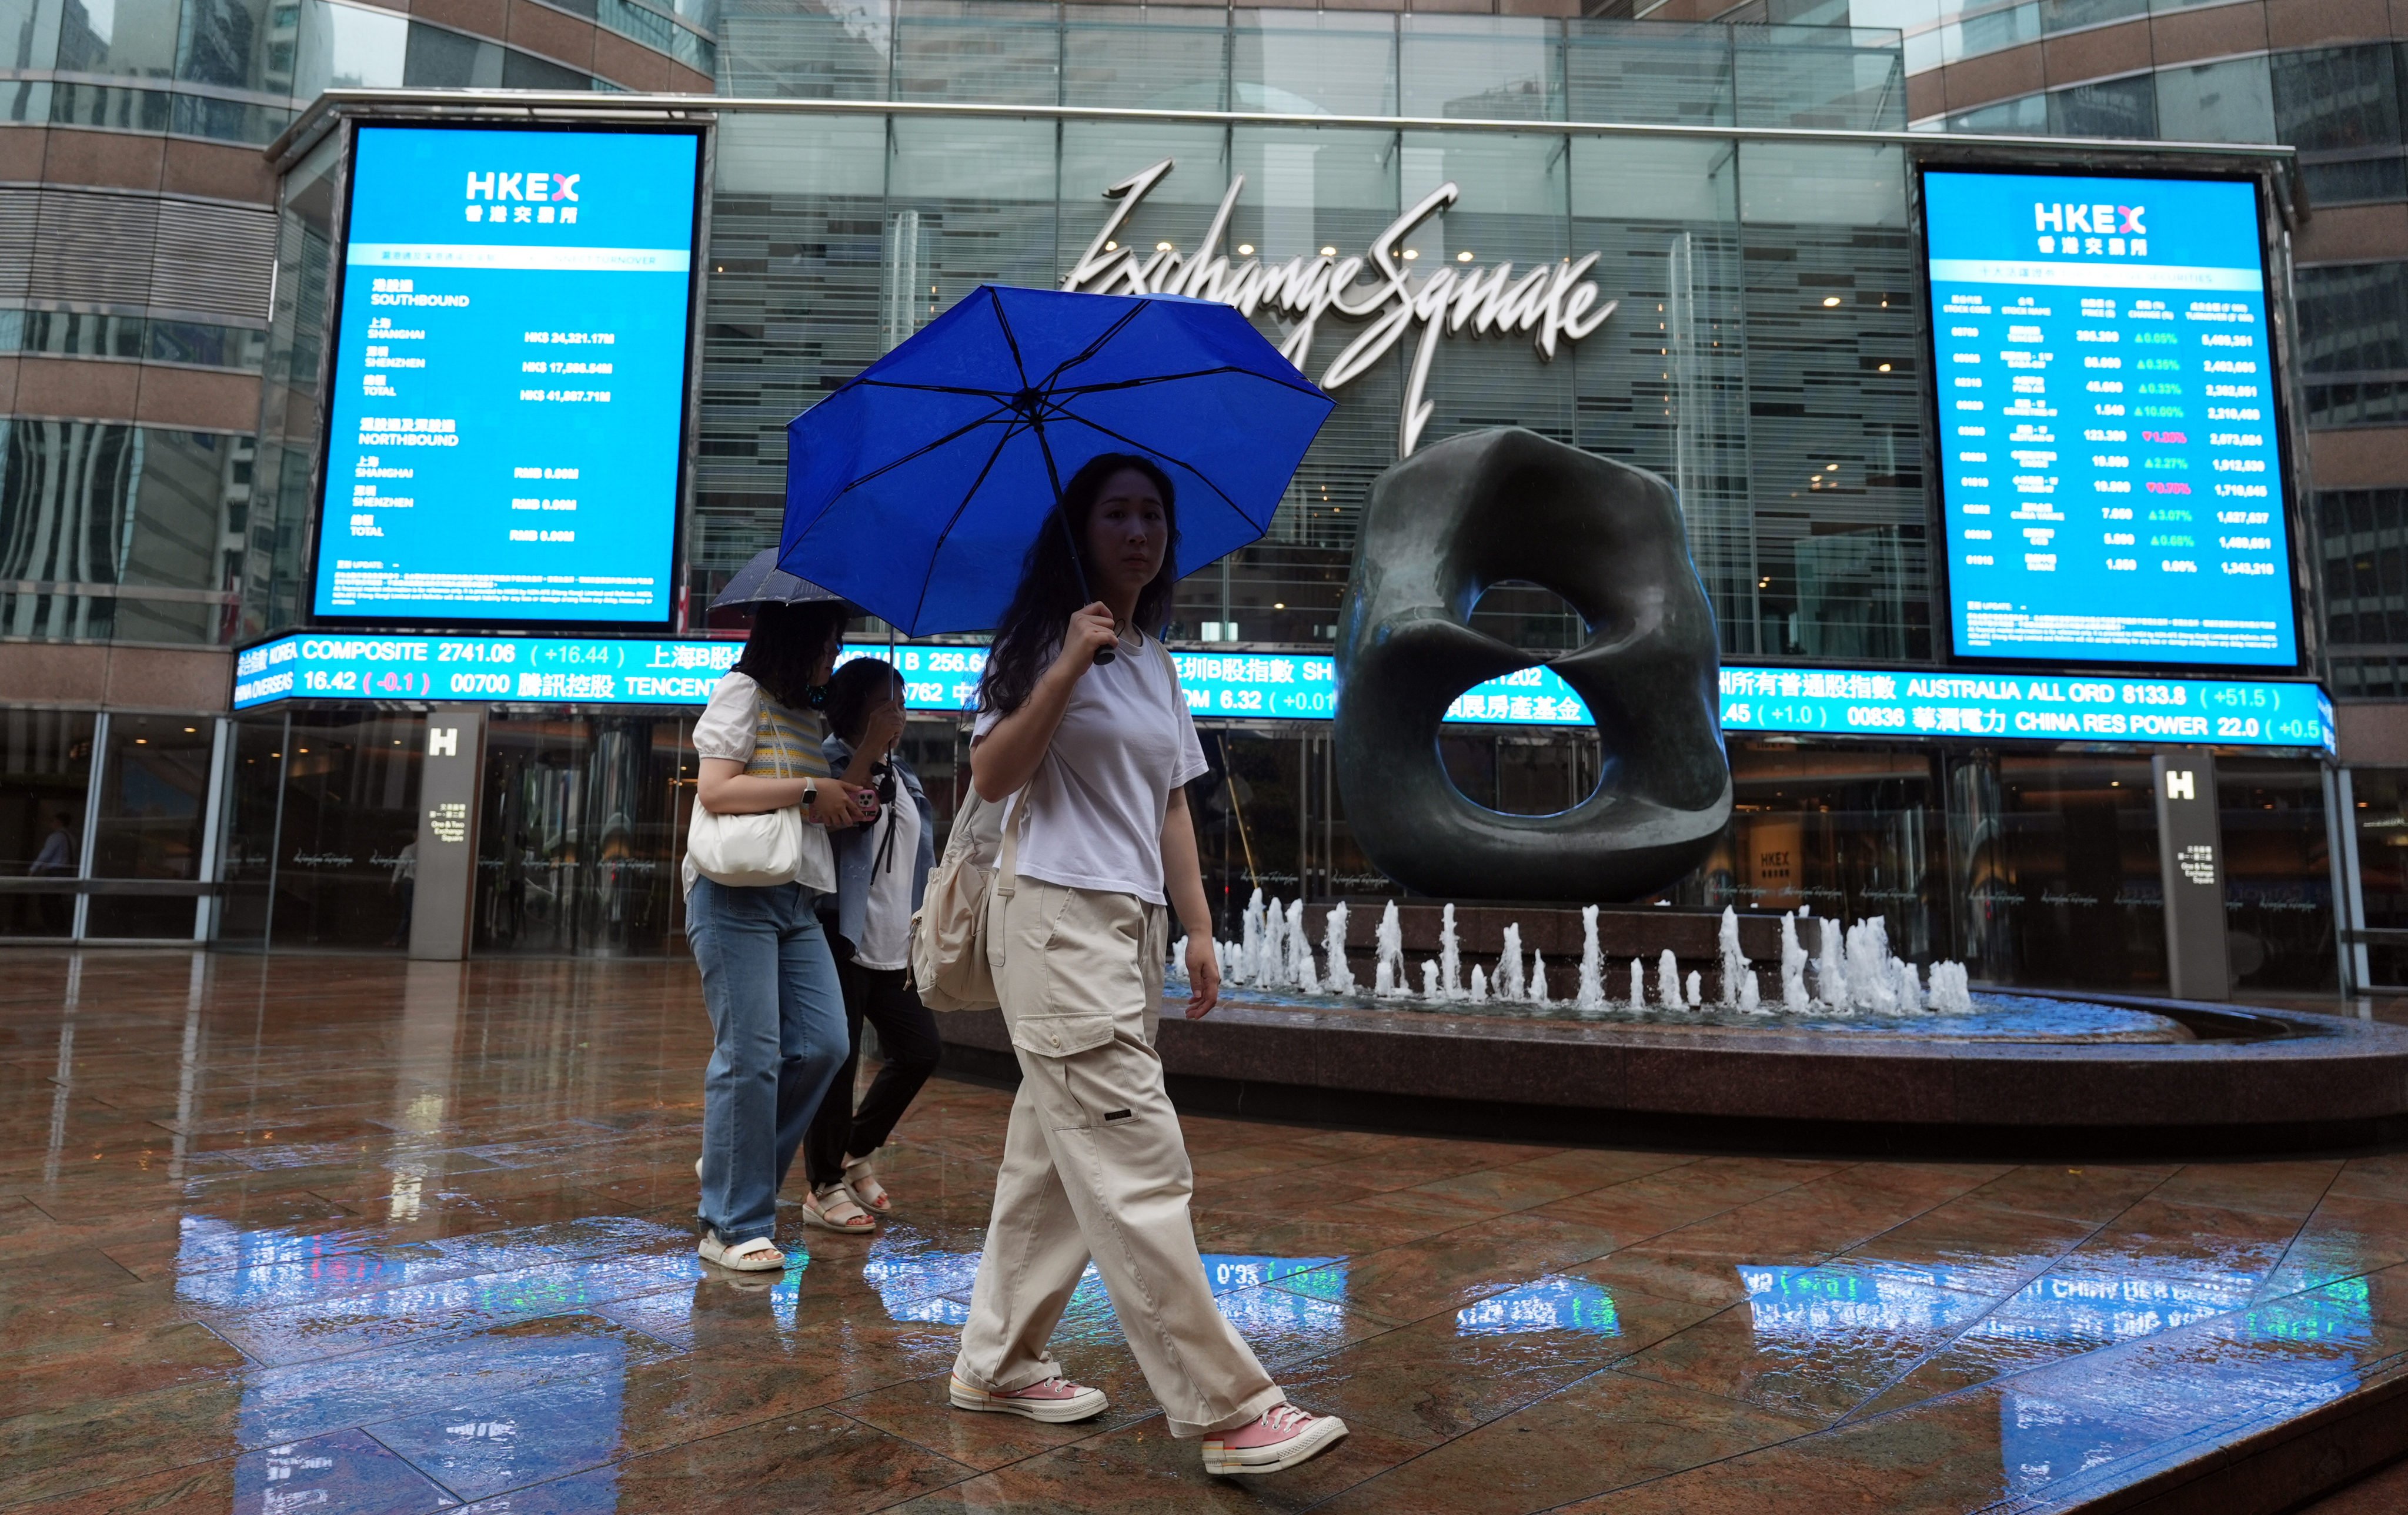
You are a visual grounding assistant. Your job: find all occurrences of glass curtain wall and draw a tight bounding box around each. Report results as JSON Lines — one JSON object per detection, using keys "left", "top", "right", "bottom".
{"left": 86, "top": 712, "right": 219, "bottom": 938}
{"left": 2217, "top": 758, "right": 2336, "bottom": 993}
{"left": 2352, "top": 768, "right": 2408, "bottom": 988}
{"left": 655, "top": 108, "right": 1932, "bottom": 668}
{"left": 475, "top": 714, "right": 690, "bottom": 957}
{"left": 3, "top": 0, "right": 680, "bottom": 146}
{"left": 1672, "top": 741, "right": 1946, "bottom": 958}
{"left": 0, "top": 708, "right": 95, "bottom": 937}
{"left": 268, "top": 713, "right": 423, "bottom": 948}
{"left": 1945, "top": 750, "right": 2166, "bottom": 990}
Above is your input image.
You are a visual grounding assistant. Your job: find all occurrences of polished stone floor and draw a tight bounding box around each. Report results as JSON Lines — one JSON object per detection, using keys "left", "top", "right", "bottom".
{"left": 5, "top": 951, "right": 2408, "bottom": 1514}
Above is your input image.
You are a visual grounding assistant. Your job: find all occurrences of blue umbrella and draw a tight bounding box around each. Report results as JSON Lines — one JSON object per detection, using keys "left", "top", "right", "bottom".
{"left": 779, "top": 285, "right": 1334, "bottom": 638}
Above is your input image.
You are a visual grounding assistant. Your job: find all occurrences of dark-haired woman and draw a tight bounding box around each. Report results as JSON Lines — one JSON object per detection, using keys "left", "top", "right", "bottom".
{"left": 947, "top": 453, "right": 1348, "bottom": 1477}
{"left": 684, "top": 598, "right": 877, "bottom": 1272}
{"left": 797, "top": 656, "right": 941, "bottom": 1233}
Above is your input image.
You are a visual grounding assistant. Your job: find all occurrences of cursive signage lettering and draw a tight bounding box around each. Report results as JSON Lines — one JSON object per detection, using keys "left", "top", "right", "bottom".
{"left": 1063, "top": 159, "right": 1617, "bottom": 456}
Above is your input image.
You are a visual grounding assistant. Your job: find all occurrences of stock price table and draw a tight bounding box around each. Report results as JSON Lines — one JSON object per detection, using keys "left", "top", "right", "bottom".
{"left": 1923, "top": 169, "right": 2298, "bottom": 669}
{"left": 309, "top": 125, "right": 700, "bottom": 627}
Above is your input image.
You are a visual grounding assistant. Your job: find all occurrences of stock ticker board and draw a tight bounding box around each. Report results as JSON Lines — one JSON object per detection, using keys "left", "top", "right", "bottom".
{"left": 232, "top": 635, "right": 2333, "bottom": 752}
{"left": 1921, "top": 169, "right": 2300, "bottom": 670}
{"left": 308, "top": 123, "right": 702, "bottom": 628}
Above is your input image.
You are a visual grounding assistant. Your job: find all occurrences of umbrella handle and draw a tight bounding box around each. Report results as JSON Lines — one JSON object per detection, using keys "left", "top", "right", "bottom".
{"left": 1093, "top": 647, "right": 1116, "bottom": 666}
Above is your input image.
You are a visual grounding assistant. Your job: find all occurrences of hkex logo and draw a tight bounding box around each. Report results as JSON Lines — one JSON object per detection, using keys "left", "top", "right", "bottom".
{"left": 464, "top": 171, "right": 581, "bottom": 226}
{"left": 2032, "top": 200, "right": 2146, "bottom": 258}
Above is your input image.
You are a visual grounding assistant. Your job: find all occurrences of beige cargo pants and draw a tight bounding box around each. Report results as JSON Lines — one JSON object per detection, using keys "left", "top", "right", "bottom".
{"left": 953, "top": 877, "right": 1284, "bottom": 1439}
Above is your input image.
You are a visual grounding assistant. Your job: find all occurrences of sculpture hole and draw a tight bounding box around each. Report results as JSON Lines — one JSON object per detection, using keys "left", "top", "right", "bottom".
{"left": 1467, "top": 579, "right": 1589, "bottom": 651}
{"left": 1440, "top": 726, "right": 1605, "bottom": 817}
{"left": 1442, "top": 580, "right": 1604, "bottom": 817}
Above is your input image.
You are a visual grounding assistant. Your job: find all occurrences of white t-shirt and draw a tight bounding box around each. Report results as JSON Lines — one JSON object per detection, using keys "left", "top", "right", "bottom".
{"left": 855, "top": 777, "right": 922, "bottom": 971}
{"left": 684, "top": 670, "right": 837, "bottom": 897}
{"left": 971, "top": 632, "right": 1207, "bottom": 906}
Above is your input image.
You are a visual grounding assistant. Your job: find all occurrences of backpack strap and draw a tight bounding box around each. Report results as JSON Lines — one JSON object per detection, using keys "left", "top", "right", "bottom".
{"left": 993, "top": 788, "right": 1030, "bottom": 898}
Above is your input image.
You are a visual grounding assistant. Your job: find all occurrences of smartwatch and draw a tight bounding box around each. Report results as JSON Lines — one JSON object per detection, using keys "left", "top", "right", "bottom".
{"left": 803, "top": 781, "right": 819, "bottom": 808}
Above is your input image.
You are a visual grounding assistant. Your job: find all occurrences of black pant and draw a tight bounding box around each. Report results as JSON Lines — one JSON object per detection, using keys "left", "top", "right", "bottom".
{"left": 803, "top": 956, "right": 942, "bottom": 1190}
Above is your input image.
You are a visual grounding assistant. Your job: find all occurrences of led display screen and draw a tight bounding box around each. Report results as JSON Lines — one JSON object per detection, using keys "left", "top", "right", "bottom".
{"left": 232, "top": 634, "right": 2334, "bottom": 752}
{"left": 1922, "top": 169, "right": 2298, "bottom": 668}
{"left": 309, "top": 123, "right": 702, "bottom": 628}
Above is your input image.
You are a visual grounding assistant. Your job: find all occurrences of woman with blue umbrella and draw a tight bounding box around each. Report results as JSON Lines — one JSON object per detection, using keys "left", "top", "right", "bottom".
{"left": 780, "top": 286, "right": 1346, "bottom": 1476}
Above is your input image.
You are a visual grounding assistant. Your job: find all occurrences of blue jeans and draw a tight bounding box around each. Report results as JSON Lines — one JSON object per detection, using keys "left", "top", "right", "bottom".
{"left": 686, "top": 879, "right": 847, "bottom": 1245}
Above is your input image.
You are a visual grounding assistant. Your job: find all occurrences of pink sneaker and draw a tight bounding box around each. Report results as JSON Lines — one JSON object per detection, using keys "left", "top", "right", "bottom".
{"left": 948, "top": 1373, "right": 1108, "bottom": 1423}
{"left": 1202, "top": 1402, "right": 1350, "bottom": 1476}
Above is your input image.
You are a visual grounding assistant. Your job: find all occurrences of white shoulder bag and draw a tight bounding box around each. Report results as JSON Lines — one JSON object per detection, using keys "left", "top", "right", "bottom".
{"left": 686, "top": 707, "right": 806, "bottom": 888}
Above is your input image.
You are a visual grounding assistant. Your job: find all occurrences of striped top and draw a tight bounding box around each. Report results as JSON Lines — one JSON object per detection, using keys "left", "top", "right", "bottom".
{"left": 684, "top": 670, "right": 837, "bottom": 895}
{"left": 748, "top": 700, "right": 836, "bottom": 782}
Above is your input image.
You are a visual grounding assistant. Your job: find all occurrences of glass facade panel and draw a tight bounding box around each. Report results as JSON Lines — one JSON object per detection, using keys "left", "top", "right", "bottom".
{"left": 1947, "top": 751, "right": 2166, "bottom": 991}
{"left": 2047, "top": 75, "right": 2156, "bottom": 138}
{"left": 54, "top": 0, "right": 181, "bottom": 77}
{"left": 893, "top": 0, "right": 1059, "bottom": 105}
{"left": 475, "top": 715, "right": 689, "bottom": 956}
{"left": 1680, "top": 742, "right": 1946, "bottom": 960}
{"left": 1563, "top": 21, "right": 1734, "bottom": 128}
{"left": 1398, "top": 15, "right": 1560, "bottom": 123}
{"left": 2154, "top": 55, "right": 2275, "bottom": 145}
{"left": 90, "top": 713, "right": 214, "bottom": 881}
{"left": 248, "top": 130, "right": 340, "bottom": 638}
{"left": 403, "top": 22, "right": 505, "bottom": 89}
{"left": 291, "top": 0, "right": 407, "bottom": 97}
{"left": 215, "top": 712, "right": 282, "bottom": 945}
{"left": 1731, "top": 25, "right": 1905, "bottom": 131}
{"left": 1230, "top": 11, "right": 1394, "bottom": 118}
{"left": 719, "top": 0, "right": 891, "bottom": 99}
{"left": 268, "top": 713, "right": 421, "bottom": 948}
{"left": 0, "top": 420, "right": 250, "bottom": 644}
{"left": 2217, "top": 759, "right": 2335, "bottom": 994}
{"left": 1063, "top": 5, "right": 1225, "bottom": 111}
{"left": 2354, "top": 769, "right": 2408, "bottom": 987}
{"left": 2038, "top": 0, "right": 2145, "bottom": 32}
{"left": 178, "top": 0, "right": 287, "bottom": 93}
{"left": 0, "top": 707, "right": 92, "bottom": 938}
{"left": 2295, "top": 263, "right": 2408, "bottom": 430}
{"left": 2271, "top": 45, "right": 2406, "bottom": 206}
{"left": 695, "top": 112, "right": 888, "bottom": 596}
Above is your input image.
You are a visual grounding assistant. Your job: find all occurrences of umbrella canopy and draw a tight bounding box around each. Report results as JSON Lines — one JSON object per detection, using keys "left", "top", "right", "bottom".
{"left": 780, "top": 285, "right": 1333, "bottom": 637}
{"left": 709, "top": 548, "right": 848, "bottom": 611}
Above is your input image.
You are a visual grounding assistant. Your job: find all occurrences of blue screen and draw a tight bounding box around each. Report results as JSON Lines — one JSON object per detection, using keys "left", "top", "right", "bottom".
{"left": 1922, "top": 170, "right": 2297, "bottom": 668}
{"left": 310, "top": 124, "right": 700, "bottom": 626}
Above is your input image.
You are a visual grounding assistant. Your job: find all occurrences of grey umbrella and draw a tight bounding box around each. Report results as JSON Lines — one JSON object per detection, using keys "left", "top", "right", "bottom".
{"left": 710, "top": 548, "right": 849, "bottom": 611}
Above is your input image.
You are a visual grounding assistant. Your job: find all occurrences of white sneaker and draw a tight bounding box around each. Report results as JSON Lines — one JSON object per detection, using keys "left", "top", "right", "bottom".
{"left": 1203, "top": 1403, "right": 1349, "bottom": 1476}
{"left": 948, "top": 1374, "right": 1108, "bottom": 1423}
{"left": 697, "top": 1232, "right": 784, "bottom": 1272}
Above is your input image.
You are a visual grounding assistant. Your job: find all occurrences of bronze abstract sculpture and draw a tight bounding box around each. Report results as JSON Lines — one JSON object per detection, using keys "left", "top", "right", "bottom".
{"left": 1334, "top": 428, "right": 1731, "bottom": 902}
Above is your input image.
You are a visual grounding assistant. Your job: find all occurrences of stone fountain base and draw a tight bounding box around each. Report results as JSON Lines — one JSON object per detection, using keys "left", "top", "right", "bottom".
{"left": 931, "top": 984, "right": 2408, "bottom": 1158}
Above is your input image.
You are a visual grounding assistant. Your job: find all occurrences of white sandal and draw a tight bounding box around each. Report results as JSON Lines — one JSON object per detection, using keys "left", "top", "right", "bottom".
{"left": 698, "top": 1232, "right": 785, "bottom": 1271}
{"left": 800, "top": 1183, "right": 876, "bottom": 1233}
{"left": 844, "top": 1153, "right": 891, "bottom": 1213}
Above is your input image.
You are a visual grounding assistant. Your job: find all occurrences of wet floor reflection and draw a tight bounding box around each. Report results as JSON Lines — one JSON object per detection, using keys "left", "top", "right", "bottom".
{"left": 1998, "top": 1280, "right": 2377, "bottom": 1497}
{"left": 1740, "top": 1264, "right": 1979, "bottom": 1338}
{"left": 1456, "top": 1277, "right": 1621, "bottom": 1336}
{"left": 15, "top": 952, "right": 2408, "bottom": 1515}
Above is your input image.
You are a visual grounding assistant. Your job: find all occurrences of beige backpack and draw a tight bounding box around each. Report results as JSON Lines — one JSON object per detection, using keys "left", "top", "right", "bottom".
{"left": 909, "top": 788, "right": 1021, "bottom": 1012}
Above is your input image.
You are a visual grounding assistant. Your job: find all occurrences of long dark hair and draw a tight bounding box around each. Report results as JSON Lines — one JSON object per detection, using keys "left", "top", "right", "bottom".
{"left": 976, "top": 453, "right": 1180, "bottom": 717}
{"left": 824, "top": 655, "right": 902, "bottom": 745}
{"left": 732, "top": 599, "right": 850, "bottom": 711}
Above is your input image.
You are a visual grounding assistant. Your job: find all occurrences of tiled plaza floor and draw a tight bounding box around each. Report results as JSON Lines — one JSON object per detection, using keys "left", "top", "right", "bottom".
{"left": 5, "top": 950, "right": 2408, "bottom": 1513}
